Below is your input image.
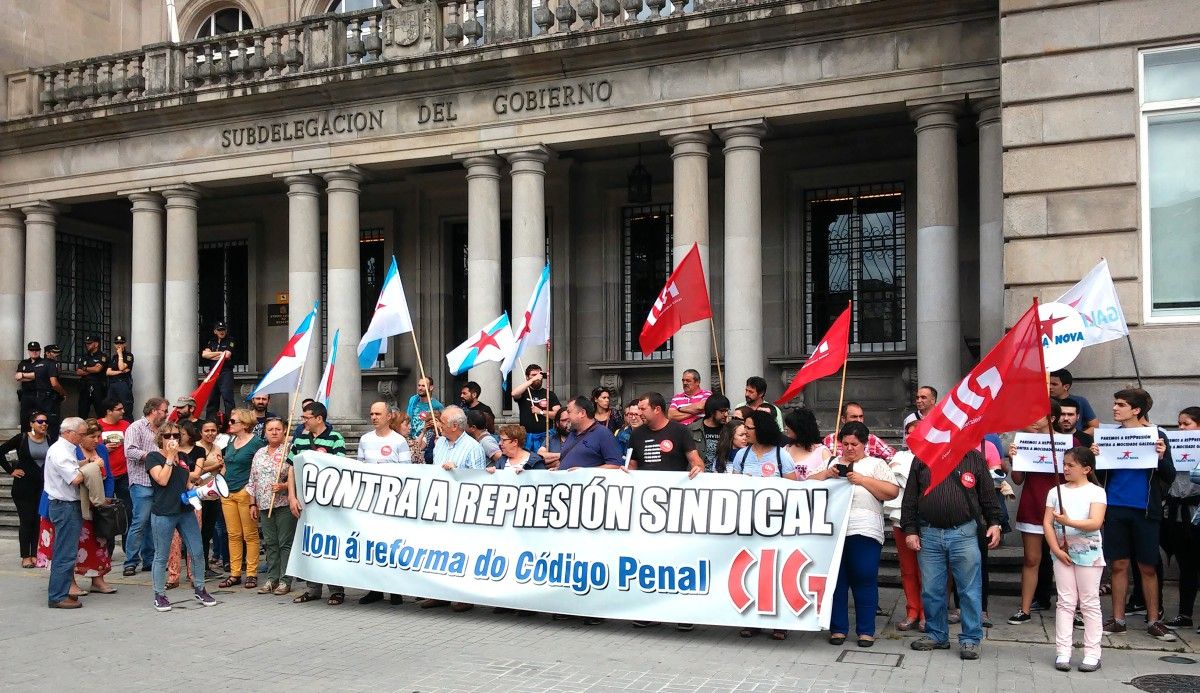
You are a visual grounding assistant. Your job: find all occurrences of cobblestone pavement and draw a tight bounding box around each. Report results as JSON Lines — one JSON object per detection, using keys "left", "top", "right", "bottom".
{"left": 1, "top": 538, "right": 1197, "bottom": 693}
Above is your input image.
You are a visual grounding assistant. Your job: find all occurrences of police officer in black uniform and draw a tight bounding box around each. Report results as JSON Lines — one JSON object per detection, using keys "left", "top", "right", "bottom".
{"left": 37, "top": 344, "right": 68, "bottom": 438}
{"left": 105, "top": 335, "right": 135, "bottom": 422}
{"left": 14, "top": 341, "right": 43, "bottom": 432}
{"left": 75, "top": 334, "right": 108, "bottom": 418}
{"left": 201, "top": 321, "right": 235, "bottom": 421}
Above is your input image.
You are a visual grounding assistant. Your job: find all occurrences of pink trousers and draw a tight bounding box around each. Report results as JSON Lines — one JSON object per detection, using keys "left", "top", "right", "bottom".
{"left": 1053, "top": 560, "right": 1103, "bottom": 659}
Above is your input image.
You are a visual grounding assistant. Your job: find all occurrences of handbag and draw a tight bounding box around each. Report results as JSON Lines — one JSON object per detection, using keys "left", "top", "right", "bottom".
{"left": 92, "top": 498, "right": 128, "bottom": 544}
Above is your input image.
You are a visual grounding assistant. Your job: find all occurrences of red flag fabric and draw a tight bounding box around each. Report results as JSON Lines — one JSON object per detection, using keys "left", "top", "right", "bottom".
{"left": 906, "top": 301, "right": 1048, "bottom": 492}
{"left": 170, "top": 353, "right": 227, "bottom": 423}
{"left": 639, "top": 243, "right": 713, "bottom": 356}
{"left": 775, "top": 304, "right": 852, "bottom": 405}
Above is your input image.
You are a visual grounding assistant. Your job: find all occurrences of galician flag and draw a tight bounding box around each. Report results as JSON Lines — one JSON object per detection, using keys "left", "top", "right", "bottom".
{"left": 315, "top": 329, "right": 340, "bottom": 407}
{"left": 358, "top": 256, "right": 414, "bottom": 369}
{"left": 248, "top": 302, "right": 319, "bottom": 398}
{"left": 1056, "top": 258, "right": 1129, "bottom": 347}
{"left": 501, "top": 265, "right": 551, "bottom": 380}
{"left": 446, "top": 313, "right": 516, "bottom": 376}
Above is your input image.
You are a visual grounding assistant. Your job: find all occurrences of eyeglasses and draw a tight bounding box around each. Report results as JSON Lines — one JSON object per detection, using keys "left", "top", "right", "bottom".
{"left": 33, "top": 419, "right": 48, "bottom": 425}
{"left": 743, "top": 425, "right": 756, "bottom": 431}
{"left": 161, "top": 433, "right": 180, "bottom": 440}
{"left": 499, "top": 437, "right": 512, "bottom": 443}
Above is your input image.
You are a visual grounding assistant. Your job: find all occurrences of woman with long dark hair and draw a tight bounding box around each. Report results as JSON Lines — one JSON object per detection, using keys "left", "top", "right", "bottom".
{"left": 783, "top": 407, "right": 831, "bottom": 481}
{"left": 0, "top": 410, "right": 49, "bottom": 568}
{"left": 591, "top": 386, "right": 624, "bottom": 434}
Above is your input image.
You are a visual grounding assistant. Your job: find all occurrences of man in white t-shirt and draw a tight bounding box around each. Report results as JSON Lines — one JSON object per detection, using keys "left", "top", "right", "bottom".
{"left": 357, "top": 401, "right": 410, "bottom": 465}
{"left": 355, "top": 401, "right": 409, "bottom": 607}
{"left": 902, "top": 386, "right": 937, "bottom": 427}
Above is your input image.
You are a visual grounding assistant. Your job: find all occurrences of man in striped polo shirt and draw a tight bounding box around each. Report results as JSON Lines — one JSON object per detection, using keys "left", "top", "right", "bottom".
{"left": 285, "top": 401, "right": 348, "bottom": 606}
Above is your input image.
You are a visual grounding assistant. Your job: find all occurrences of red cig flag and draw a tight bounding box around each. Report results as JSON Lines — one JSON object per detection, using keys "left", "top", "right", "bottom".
{"left": 775, "top": 304, "right": 851, "bottom": 405}
{"left": 639, "top": 243, "right": 713, "bottom": 356}
{"left": 906, "top": 300, "right": 1048, "bottom": 492}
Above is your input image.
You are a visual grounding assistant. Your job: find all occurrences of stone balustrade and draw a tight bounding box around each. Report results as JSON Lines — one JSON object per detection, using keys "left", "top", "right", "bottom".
{"left": 5, "top": 0, "right": 753, "bottom": 120}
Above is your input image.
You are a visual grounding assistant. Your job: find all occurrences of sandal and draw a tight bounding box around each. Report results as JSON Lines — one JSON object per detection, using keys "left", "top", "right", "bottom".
{"left": 21, "top": 558, "right": 34, "bottom": 569}
{"left": 1099, "top": 582, "right": 1112, "bottom": 596}
{"left": 829, "top": 634, "right": 847, "bottom": 646}
{"left": 739, "top": 628, "right": 758, "bottom": 638}
{"left": 244, "top": 576, "right": 257, "bottom": 589}
{"left": 771, "top": 630, "right": 788, "bottom": 641}
{"left": 857, "top": 636, "right": 875, "bottom": 648}
{"left": 165, "top": 581, "right": 178, "bottom": 590}
{"left": 327, "top": 593, "right": 345, "bottom": 606}
{"left": 218, "top": 576, "right": 241, "bottom": 589}
{"left": 293, "top": 592, "right": 319, "bottom": 603}
{"left": 123, "top": 566, "right": 137, "bottom": 577}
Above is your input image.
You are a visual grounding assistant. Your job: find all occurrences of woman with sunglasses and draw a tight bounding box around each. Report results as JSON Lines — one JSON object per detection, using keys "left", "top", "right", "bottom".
{"left": 0, "top": 411, "right": 50, "bottom": 568}
{"left": 163, "top": 421, "right": 206, "bottom": 589}
{"left": 218, "top": 408, "right": 265, "bottom": 589}
{"left": 147, "top": 421, "right": 216, "bottom": 611}
{"left": 616, "top": 404, "right": 642, "bottom": 454}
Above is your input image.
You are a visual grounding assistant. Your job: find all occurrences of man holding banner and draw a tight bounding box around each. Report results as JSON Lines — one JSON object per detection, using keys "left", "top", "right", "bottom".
{"left": 286, "top": 401, "right": 348, "bottom": 606}
{"left": 1091, "top": 388, "right": 1176, "bottom": 640}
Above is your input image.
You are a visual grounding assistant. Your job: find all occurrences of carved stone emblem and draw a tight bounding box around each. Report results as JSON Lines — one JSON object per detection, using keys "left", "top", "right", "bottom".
{"left": 387, "top": 6, "right": 423, "bottom": 47}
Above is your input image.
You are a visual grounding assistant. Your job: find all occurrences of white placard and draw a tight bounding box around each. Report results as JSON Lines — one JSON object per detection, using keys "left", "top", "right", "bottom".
{"left": 1165, "top": 430, "right": 1200, "bottom": 472}
{"left": 1011, "top": 432, "right": 1076, "bottom": 473}
{"left": 1094, "top": 426, "right": 1160, "bottom": 470}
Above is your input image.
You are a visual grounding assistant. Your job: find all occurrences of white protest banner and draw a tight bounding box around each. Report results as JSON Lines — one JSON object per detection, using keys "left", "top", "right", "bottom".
{"left": 1165, "top": 430, "right": 1200, "bottom": 473}
{"left": 287, "top": 452, "right": 853, "bottom": 631}
{"left": 1094, "top": 426, "right": 1160, "bottom": 470}
{"left": 1011, "top": 432, "right": 1076, "bottom": 473}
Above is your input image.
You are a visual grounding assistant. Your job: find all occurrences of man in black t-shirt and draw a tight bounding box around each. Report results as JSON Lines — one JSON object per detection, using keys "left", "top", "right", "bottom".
{"left": 512, "top": 364, "right": 560, "bottom": 453}
{"left": 628, "top": 392, "right": 703, "bottom": 476}
{"left": 459, "top": 381, "right": 496, "bottom": 433}
{"left": 105, "top": 335, "right": 135, "bottom": 422}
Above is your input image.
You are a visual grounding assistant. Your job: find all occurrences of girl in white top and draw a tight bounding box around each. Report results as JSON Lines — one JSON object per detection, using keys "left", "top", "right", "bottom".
{"left": 808, "top": 421, "right": 899, "bottom": 646}
{"left": 1043, "top": 446, "right": 1107, "bottom": 673}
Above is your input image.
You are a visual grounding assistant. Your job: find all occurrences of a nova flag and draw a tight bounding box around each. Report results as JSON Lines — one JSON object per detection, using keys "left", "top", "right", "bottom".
{"left": 248, "top": 302, "right": 319, "bottom": 398}
{"left": 447, "top": 313, "right": 516, "bottom": 376}
{"left": 1056, "top": 258, "right": 1129, "bottom": 347}
{"left": 315, "top": 329, "right": 340, "bottom": 408}
{"left": 501, "top": 265, "right": 551, "bottom": 381}
{"left": 358, "top": 256, "right": 414, "bottom": 369}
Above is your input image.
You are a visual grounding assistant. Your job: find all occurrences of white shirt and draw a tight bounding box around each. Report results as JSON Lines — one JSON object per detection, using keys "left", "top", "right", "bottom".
{"left": 43, "top": 437, "right": 82, "bottom": 502}
{"left": 826, "top": 455, "right": 897, "bottom": 544}
{"left": 357, "top": 430, "right": 410, "bottom": 464}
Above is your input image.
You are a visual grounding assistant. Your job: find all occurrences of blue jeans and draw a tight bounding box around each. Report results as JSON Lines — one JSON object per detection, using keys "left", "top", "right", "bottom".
{"left": 830, "top": 534, "right": 883, "bottom": 637}
{"left": 47, "top": 499, "right": 82, "bottom": 604}
{"left": 918, "top": 521, "right": 984, "bottom": 645}
{"left": 123, "top": 484, "right": 156, "bottom": 570}
{"left": 151, "top": 512, "right": 205, "bottom": 594}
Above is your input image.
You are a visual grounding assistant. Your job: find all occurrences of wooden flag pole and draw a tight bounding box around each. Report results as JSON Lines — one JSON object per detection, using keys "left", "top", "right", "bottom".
{"left": 709, "top": 318, "right": 725, "bottom": 396}
{"left": 1125, "top": 334, "right": 1143, "bottom": 389}
{"left": 267, "top": 357, "right": 307, "bottom": 518}
{"left": 411, "top": 330, "right": 441, "bottom": 438}
{"left": 545, "top": 339, "right": 552, "bottom": 440}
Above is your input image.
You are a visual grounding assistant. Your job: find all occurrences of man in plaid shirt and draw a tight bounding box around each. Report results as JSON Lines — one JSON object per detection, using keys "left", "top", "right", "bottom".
{"left": 121, "top": 396, "right": 170, "bottom": 576}
{"left": 821, "top": 401, "right": 896, "bottom": 461}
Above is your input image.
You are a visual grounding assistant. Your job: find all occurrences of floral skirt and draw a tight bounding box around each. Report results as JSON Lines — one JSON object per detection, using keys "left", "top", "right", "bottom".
{"left": 36, "top": 516, "right": 112, "bottom": 577}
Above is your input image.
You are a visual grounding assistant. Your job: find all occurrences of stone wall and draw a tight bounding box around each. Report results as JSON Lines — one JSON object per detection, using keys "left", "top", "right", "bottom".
{"left": 1000, "top": 0, "right": 1200, "bottom": 419}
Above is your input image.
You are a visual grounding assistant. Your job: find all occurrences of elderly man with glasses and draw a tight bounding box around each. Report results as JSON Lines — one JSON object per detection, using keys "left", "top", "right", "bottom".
{"left": 44, "top": 417, "right": 94, "bottom": 608}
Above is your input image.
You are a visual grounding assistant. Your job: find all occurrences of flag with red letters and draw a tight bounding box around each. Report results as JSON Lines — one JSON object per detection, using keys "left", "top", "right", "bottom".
{"left": 775, "top": 304, "right": 851, "bottom": 405}
{"left": 906, "top": 301, "right": 1048, "bottom": 491}
{"left": 638, "top": 243, "right": 712, "bottom": 356}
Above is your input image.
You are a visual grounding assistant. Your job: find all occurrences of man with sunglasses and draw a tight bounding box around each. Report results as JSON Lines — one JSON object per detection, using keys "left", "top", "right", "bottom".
{"left": 201, "top": 321, "right": 236, "bottom": 421}
{"left": 121, "top": 397, "right": 169, "bottom": 576}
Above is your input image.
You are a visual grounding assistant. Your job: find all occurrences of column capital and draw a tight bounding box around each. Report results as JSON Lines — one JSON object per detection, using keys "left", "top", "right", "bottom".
{"left": 160, "top": 183, "right": 201, "bottom": 209}
{"left": 0, "top": 209, "right": 24, "bottom": 227}
{"left": 19, "top": 201, "right": 65, "bottom": 220}
{"left": 664, "top": 129, "right": 712, "bottom": 158}
{"left": 456, "top": 152, "right": 503, "bottom": 181}
{"left": 278, "top": 173, "right": 324, "bottom": 197}
{"left": 909, "top": 101, "right": 961, "bottom": 132}
{"left": 501, "top": 144, "right": 553, "bottom": 169}
{"left": 971, "top": 94, "right": 1002, "bottom": 128}
{"left": 127, "top": 191, "right": 165, "bottom": 211}
{"left": 322, "top": 166, "right": 365, "bottom": 192}
{"left": 716, "top": 118, "right": 769, "bottom": 142}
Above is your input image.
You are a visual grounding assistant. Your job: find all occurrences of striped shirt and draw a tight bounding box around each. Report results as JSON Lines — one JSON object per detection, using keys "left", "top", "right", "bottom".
{"left": 822, "top": 432, "right": 896, "bottom": 462}
{"left": 433, "top": 433, "right": 486, "bottom": 470}
{"left": 287, "top": 425, "right": 347, "bottom": 465}
{"left": 669, "top": 388, "right": 712, "bottom": 425}
{"left": 123, "top": 417, "right": 158, "bottom": 487}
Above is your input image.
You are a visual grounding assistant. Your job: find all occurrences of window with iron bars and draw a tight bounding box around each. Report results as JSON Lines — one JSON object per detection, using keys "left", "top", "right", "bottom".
{"left": 55, "top": 233, "right": 113, "bottom": 371}
{"left": 623, "top": 204, "right": 673, "bottom": 361}
{"left": 199, "top": 240, "right": 250, "bottom": 373}
{"left": 805, "top": 184, "right": 906, "bottom": 353}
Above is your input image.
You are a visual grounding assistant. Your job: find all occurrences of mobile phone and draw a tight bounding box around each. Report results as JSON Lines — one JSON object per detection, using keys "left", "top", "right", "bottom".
{"left": 834, "top": 464, "right": 850, "bottom": 478}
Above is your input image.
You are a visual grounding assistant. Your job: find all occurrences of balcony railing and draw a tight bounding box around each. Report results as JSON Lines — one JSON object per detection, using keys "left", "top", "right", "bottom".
{"left": 5, "top": 0, "right": 766, "bottom": 120}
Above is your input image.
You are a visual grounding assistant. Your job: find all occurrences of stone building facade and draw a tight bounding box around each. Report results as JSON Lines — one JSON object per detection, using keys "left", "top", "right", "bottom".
{"left": 0, "top": 0, "right": 1195, "bottom": 431}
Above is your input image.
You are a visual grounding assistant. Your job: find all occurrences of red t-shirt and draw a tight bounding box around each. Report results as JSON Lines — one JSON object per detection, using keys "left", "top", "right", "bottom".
{"left": 99, "top": 419, "right": 131, "bottom": 477}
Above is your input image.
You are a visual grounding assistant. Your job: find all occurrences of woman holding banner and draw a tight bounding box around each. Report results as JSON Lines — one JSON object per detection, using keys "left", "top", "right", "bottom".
{"left": 1162, "top": 407, "right": 1200, "bottom": 630}
{"left": 714, "top": 421, "right": 748, "bottom": 474}
{"left": 809, "top": 421, "right": 899, "bottom": 647}
{"left": 490, "top": 425, "right": 547, "bottom": 472}
{"left": 783, "top": 408, "right": 831, "bottom": 481}
{"left": 247, "top": 418, "right": 294, "bottom": 595}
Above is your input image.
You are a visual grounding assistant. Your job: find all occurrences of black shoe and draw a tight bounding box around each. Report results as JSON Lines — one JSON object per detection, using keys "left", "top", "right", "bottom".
{"left": 583, "top": 617, "right": 605, "bottom": 626}
{"left": 1126, "top": 600, "right": 1146, "bottom": 616}
{"left": 674, "top": 623, "right": 694, "bottom": 632}
{"left": 1029, "top": 600, "right": 1049, "bottom": 612}
{"left": 631, "top": 620, "right": 658, "bottom": 628}
{"left": 389, "top": 594, "right": 403, "bottom": 606}
{"left": 204, "top": 568, "right": 221, "bottom": 579}
{"left": 358, "top": 591, "right": 384, "bottom": 605}
{"left": 1008, "top": 610, "right": 1032, "bottom": 625}
{"left": 1074, "top": 613, "right": 1085, "bottom": 630}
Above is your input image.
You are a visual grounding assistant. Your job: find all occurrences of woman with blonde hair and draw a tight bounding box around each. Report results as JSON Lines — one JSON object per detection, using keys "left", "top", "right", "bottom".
{"left": 217, "top": 408, "right": 265, "bottom": 589}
